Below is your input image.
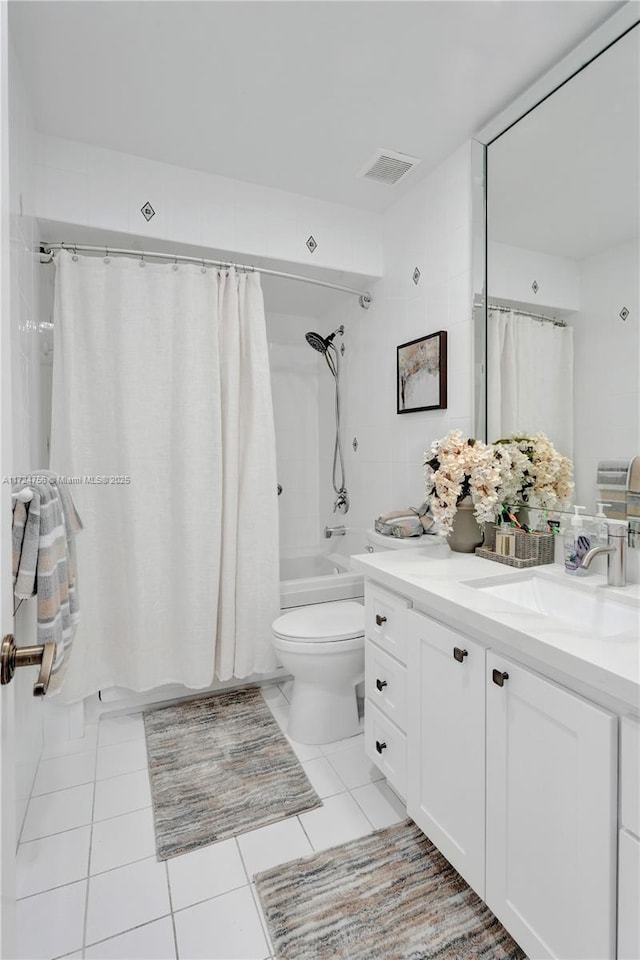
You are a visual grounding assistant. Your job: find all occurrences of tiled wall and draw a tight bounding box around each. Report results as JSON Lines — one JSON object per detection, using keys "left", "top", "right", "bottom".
{"left": 572, "top": 238, "right": 640, "bottom": 510}
{"left": 8, "top": 39, "right": 45, "bottom": 835}
{"left": 266, "top": 312, "right": 321, "bottom": 553}
{"left": 35, "top": 134, "right": 383, "bottom": 279}
{"left": 318, "top": 143, "right": 474, "bottom": 555}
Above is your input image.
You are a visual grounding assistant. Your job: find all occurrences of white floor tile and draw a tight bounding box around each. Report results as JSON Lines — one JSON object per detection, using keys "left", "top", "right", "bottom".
{"left": 17, "top": 826, "right": 91, "bottom": 898}
{"left": 325, "top": 740, "right": 383, "bottom": 789}
{"left": 319, "top": 730, "right": 365, "bottom": 757}
{"left": 301, "top": 756, "right": 348, "bottom": 799}
{"left": 259, "top": 684, "right": 287, "bottom": 709}
{"left": 16, "top": 880, "right": 86, "bottom": 960}
{"left": 238, "top": 818, "right": 312, "bottom": 878}
{"left": 90, "top": 807, "right": 156, "bottom": 874}
{"left": 32, "top": 751, "right": 96, "bottom": 796}
{"left": 96, "top": 739, "right": 148, "bottom": 780}
{"left": 21, "top": 783, "right": 94, "bottom": 841}
{"left": 98, "top": 712, "right": 145, "bottom": 746}
{"left": 168, "top": 837, "right": 247, "bottom": 910}
{"left": 93, "top": 768, "right": 152, "bottom": 821}
{"left": 84, "top": 916, "right": 176, "bottom": 959}
{"left": 277, "top": 680, "right": 294, "bottom": 702}
{"left": 41, "top": 725, "right": 99, "bottom": 760}
{"left": 298, "top": 793, "right": 372, "bottom": 852}
{"left": 174, "top": 886, "right": 269, "bottom": 960}
{"left": 351, "top": 780, "right": 407, "bottom": 829}
{"left": 86, "top": 857, "right": 171, "bottom": 945}
{"left": 285, "top": 735, "right": 323, "bottom": 763}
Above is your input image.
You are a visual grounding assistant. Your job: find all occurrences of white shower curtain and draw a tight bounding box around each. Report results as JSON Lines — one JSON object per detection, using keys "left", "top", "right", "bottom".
{"left": 50, "top": 252, "right": 279, "bottom": 702}
{"left": 487, "top": 308, "right": 574, "bottom": 457}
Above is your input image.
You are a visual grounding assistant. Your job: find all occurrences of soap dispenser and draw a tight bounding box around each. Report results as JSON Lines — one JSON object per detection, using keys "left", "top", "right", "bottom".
{"left": 594, "top": 502, "right": 609, "bottom": 544}
{"left": 564, "top": 506, "right": 590, "bottom": 576}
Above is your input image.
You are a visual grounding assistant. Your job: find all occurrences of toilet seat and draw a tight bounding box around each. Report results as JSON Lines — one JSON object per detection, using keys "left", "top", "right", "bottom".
{"left": 272, "top": 601, "right": 364, "bottom": 644}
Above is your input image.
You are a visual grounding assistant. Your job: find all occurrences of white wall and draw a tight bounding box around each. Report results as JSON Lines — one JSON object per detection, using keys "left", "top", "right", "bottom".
{"left": 488, "top": 240, "right": 580, "bottom": 313}
{"left": 266, "top": 312, "right": 321, "bottom": 554}
{"left": 7, "top": 39, "right": 44, "bottom": 837}
{"left": 571, "top": 238, "right": 640, "bottom": 510}
{"left": 34, "top": 134, "right": 383, "bottom": 279}
{"left": 319, "top": 142, "right": 474, "bottom": 555}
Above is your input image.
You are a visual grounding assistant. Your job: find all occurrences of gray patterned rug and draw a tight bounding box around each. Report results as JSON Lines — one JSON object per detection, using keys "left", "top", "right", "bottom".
{"left": 255, "top": 819, "right": 527, "bottom": 960}
{"left": 143, "top": 687, "right": 321, "bottom": 860}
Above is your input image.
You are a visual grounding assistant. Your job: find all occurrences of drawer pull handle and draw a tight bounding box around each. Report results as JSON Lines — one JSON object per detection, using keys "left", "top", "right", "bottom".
{"left": 375, "top": 740, "right": 387, "bottom": 754}
{"left": 492, "top": 669, "right": 509, "bottom": 687}
{"left": 375, "top": 614, "right": 387, "bottom": 626}
{"left": 453, "top": 647, "right": 468, "bottom": 663}
{"left": 376, "top": 678, "right": 388, "bottom": 691}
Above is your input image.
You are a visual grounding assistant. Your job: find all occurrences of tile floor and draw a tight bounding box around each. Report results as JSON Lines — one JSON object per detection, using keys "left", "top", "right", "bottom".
{"left": 15, "top": 682, "right": 407, "bottom": 959}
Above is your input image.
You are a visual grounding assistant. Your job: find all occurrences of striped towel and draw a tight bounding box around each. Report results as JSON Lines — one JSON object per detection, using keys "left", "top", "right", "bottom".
{"left": 12, "top": 474, "right": 82, "bottom": 694}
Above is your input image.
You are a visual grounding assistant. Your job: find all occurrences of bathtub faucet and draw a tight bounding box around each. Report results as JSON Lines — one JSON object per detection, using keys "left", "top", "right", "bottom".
{"left": 324, "top": 525, "right": 346, "bottom": 538}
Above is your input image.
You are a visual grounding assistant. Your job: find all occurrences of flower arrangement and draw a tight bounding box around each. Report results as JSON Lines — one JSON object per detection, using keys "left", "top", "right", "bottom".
{"left": 424, "top": 430, "right": 573, "bottom": 536}
{"left": 424, "top": 431, "right": 503, "bottom": 535}
{"left": 493, "top": 434, "right": 574, "bottom": 508}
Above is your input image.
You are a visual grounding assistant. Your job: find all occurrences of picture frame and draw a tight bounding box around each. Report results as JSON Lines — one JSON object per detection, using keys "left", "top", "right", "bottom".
{"left": 397, "top": 330, "right": 447, "bottom": 414}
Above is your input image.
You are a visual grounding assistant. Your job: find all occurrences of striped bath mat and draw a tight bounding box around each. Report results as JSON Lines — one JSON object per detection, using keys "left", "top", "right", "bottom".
{"left": 143, "top": 688, "right": 321, "bottom": 860}
{"left": 255, "top": 819, "right": 527, "bottom": 960}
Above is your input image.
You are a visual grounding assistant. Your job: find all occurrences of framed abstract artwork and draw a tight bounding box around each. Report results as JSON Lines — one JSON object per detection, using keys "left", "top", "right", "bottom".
{"left": 397, "top": 330, "right": 447, "bottom": 413}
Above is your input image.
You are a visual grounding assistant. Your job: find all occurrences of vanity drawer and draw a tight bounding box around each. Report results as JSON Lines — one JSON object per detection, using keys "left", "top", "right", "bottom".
{"left": 365, "top": 639, "right": 407, "bottom": 731}
{"left": 364, "top": 699, "right": 407, "bottom": 799}
{"left": 365, "top": 585, "right": 410, "bottom": 664}
{"left": 621, "top": 716, "right": 639, "bottom": 837}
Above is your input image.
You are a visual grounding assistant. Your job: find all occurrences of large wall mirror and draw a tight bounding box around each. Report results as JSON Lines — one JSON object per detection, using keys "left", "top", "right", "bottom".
{"left": 485, "top": 23, "right": 639, "bottom": 516}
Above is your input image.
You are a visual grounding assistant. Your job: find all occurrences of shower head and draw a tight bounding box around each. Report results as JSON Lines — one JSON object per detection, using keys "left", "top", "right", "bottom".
{"left": 305, "top": 325, "right": 344, "bottom": 355}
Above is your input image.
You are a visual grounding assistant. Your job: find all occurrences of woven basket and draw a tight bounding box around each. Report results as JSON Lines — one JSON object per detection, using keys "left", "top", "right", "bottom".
{"left": 476, "top": 529, "right": 555, "bottom": 568}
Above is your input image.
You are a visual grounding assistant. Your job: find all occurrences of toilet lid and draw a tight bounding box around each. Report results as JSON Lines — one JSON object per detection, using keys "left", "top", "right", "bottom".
{"left": 273, "top": 601, "right": 365, "bottom": 643}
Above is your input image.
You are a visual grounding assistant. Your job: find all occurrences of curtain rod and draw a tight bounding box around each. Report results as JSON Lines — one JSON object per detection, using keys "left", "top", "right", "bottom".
{"left": 487, "top": 302, "right": 567, "bottom": 327}
{"left": 39, "top": 243, "right": 373, "bottom": 309}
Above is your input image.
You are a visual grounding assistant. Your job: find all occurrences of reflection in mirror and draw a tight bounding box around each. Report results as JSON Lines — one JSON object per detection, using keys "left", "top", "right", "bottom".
{"left": 486, "top": 24, "right": 639, "bottom": 518}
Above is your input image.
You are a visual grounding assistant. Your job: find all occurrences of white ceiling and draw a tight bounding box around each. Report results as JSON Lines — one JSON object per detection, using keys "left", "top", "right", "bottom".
{"left": 9, "top": 0, "right": 626, "bottom": 213}
{"left": 488, "top": 23, "right": 639, "bottom": 260}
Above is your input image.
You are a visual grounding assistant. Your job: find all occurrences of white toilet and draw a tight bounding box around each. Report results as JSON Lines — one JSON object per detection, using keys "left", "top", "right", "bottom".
{"left": 272, "top": 600, "right": 365, "bottom": 745}
{"left": 272, "top": 529, "right": 446, "bottom": 745}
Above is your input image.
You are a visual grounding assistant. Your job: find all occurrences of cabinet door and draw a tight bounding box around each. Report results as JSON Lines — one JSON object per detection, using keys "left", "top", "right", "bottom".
{"left": 618, "top": 829, "right": 640, "bottom": 960}
{"left": 365, "top": 639, "right": 407, "bottom": 730}
{"left": 406, "top": 611, "right": 486, "bottom": 895}
{"left": 486, "top": 652, "right": 616, "bottom": 960}
{"left": 364, "top": 700, "right": 407, "bottom": 800}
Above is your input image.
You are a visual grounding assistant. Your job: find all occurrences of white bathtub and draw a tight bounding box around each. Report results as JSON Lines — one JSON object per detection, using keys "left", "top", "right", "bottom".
{"left": 279, "top": 550, "right": 364, "bottom": 609}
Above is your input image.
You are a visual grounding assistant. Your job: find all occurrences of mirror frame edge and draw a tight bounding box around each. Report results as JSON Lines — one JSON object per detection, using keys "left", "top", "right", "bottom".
{"left": 470, "top": 1, "right": 640, "bottom": 445}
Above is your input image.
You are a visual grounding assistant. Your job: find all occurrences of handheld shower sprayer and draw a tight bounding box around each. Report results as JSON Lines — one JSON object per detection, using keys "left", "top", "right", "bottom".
{"left": 304, "top": 325, "right": 348, "bottom": 514}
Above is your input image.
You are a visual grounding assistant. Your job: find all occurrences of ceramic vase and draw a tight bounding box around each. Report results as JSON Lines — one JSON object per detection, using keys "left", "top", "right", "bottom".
{"left": 448, "top": 496, "right": 484, "bottom": 553}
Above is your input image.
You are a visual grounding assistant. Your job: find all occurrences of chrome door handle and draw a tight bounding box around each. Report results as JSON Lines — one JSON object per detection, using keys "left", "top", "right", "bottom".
{"left": 1, "top": 634, "right": 56, "bottom": 696}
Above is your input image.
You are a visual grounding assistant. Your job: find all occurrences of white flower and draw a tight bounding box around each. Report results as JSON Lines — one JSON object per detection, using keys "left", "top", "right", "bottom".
{"left": 425, "top": 430, "right": 574, "bottom": 536}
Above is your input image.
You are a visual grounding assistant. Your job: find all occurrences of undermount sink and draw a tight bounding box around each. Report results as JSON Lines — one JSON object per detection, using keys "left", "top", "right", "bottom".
{"left": 470, "top": 573, "right": 639, "bottom": 638}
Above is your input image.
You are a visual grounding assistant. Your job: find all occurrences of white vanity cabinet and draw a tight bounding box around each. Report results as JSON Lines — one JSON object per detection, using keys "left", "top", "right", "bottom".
{"left": 618, "top": 717, "right": 640, "bottom": 960}
{"left": 363, "top": 582, "right": 621, "bottom": 960}
{"left": 486, "top": 651, "right": 617, "bottom": 960}
{"left": 405, "top": 610, "right": 486, "bottom": 895}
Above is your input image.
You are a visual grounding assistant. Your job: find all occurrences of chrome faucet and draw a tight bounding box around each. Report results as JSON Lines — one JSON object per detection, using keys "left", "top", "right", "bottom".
{"left": 580, "top": 520, "right": 628, "bottom": 587}
{"left": 324, "top": 525, "right": 346, "bottom": 538}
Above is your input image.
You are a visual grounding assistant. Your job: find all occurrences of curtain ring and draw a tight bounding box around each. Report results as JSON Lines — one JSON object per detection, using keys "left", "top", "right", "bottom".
{"left": 140, "top": 252, "right": 145, "bottom": 268}
{"left": 72, "top": 245, "right": 78, "bottom": 262}
{"left": 172, "top": 257, "right": 178, "bottom": 272}
{"left": 104, "top": 246, "right": 110, "bottom": 264}
{"left": 201, "top": 259, "right": 206, "bottom": 274}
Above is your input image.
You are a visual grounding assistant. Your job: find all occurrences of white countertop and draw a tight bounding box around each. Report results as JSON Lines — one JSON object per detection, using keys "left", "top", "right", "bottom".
{"left": 351, "top": 547, "right": 640, "bottom": 714}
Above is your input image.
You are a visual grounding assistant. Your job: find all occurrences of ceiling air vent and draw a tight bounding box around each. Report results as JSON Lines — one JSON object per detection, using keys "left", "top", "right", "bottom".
{"left": 358, "top": 149, "right": 421, "bottom": 186}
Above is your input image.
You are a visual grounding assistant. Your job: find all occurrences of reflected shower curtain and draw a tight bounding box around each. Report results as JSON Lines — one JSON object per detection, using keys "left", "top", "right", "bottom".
{"left": 487, "top": 308, "right": 574, "bottom": 457}
{"left": 50, "top": 252, "right": 279, "bottom": 702}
